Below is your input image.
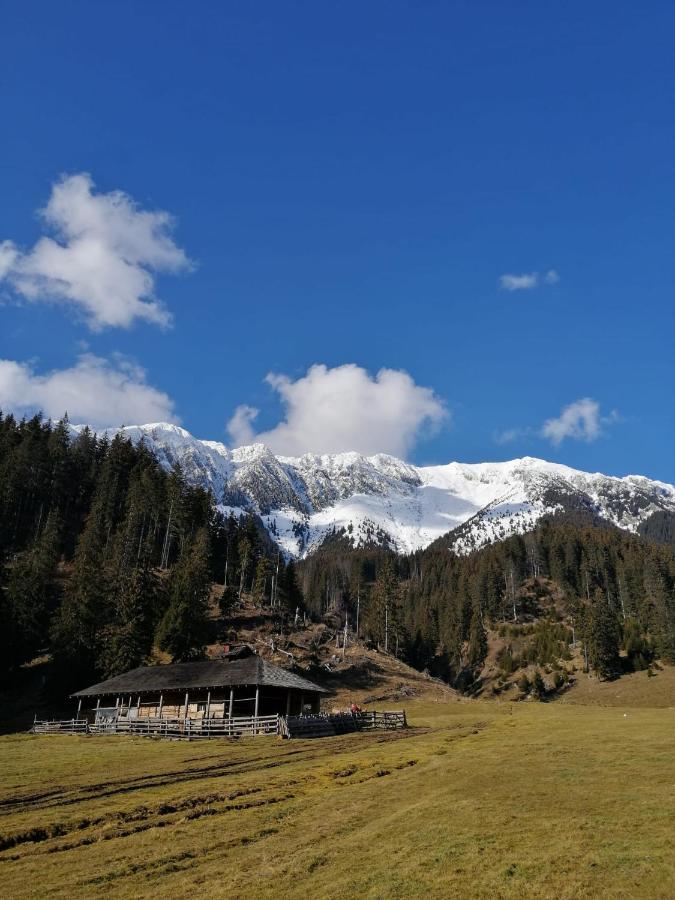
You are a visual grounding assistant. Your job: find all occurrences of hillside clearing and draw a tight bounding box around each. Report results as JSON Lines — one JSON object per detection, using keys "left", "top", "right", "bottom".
{"left": 1, "top": 701, "right": 673, "bottom": 899}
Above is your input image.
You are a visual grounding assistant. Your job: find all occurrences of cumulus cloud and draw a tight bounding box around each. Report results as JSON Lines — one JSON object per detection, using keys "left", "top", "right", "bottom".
{"left": 227, "top": 363, "right": 448, "bottom": 457}
{"left": 0, "top": 354, "right": 179, "bottom": 429}
{"left": 0, "top": 173, "right": 190, "bottom": 330}
{"left": 541, "top": 398, "right": 616, "bottom": 445}
{"left": 499, "top": 269, "right": 560, "bottom": 292}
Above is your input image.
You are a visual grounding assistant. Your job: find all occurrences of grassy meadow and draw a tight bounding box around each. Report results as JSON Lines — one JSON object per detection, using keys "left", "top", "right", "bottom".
{"left": 0, "top": 697, "right": 673, "bottom": 899}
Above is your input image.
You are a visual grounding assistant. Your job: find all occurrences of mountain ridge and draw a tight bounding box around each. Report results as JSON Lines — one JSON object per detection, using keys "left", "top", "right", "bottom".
{"left": 76, "top": 422, "right": 675, "bottom": 559}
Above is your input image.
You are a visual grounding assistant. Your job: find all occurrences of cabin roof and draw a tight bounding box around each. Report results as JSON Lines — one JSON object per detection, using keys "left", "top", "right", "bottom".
{"left": 71, "top": 655, "right": 328, "bottom": 697}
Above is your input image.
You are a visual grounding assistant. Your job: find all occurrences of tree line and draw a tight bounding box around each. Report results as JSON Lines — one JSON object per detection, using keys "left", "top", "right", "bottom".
{"left": 0, "top": 413, "right": 303, "bottom": 692}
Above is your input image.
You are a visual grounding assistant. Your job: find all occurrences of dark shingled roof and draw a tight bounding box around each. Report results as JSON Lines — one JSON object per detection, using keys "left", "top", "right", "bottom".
{"left": 71, "top": 656, "right": 328, "bottom": 697}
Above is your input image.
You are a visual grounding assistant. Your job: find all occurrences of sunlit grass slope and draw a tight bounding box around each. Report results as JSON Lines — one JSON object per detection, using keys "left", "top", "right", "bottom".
{"left": 1, "top": 701, "right": 673, "bottom": 899}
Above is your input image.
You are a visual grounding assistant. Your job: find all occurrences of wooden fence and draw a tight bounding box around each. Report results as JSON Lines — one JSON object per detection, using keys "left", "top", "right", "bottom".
{"left": 91, "top": 714, "right": 280, "bottom": 738}
{"left": 31, "top": 710, "right": 407, "bottom": 740}
{"left": 281, "top": 710, "right": 407, "bottom": 739}
{"left": 32, "top": 719, "right": 89, "bottom": 734}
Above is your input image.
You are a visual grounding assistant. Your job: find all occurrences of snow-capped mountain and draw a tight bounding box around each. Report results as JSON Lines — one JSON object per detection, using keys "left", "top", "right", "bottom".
{"left": 93, "top": 423, "right": 675, "bottom": 558}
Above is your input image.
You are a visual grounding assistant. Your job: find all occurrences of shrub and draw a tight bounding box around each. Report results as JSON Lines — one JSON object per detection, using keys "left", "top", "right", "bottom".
{"left": 531, "top": 670, "right": 546, "bottom": 700}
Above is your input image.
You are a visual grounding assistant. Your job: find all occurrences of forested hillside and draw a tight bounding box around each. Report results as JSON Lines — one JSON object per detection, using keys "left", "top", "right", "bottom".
{"left": 0, "top": 413, "right": 302, "bottom": 694}
{"left": 298, "top": 519, "right": 675, "bottom": 691}
{"left": 2, "top": 411, "right": 674, "bottom": 704}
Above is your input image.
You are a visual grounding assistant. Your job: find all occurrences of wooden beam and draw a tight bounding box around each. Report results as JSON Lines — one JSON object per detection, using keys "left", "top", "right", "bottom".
{"left": 158, "top": 693, "right": 163, "bottom": 716}
{"left": 254, "top": 686, "right": 260, "bottom": 734}
{"left": 76, "top": 698, "right": 82, "bottom": 719}
{"left": 205, "top": 690, "right": 211, "bottom": 719}
{"left": 228, "top": 687, "right": 234, "bottom": 719}
{"left": 184, "top": 691, "right": 189, "bottom": 720}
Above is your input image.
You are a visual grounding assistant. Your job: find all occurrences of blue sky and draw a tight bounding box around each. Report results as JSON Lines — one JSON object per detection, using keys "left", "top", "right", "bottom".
{"left": 1, "top": 2, "right": 673, "bottom": 480}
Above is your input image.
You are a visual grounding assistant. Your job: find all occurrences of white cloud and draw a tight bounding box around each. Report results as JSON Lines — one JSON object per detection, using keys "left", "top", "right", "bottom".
{"left": 0, "top": 173, "right": 190, "bottom": 330}
{"left": 499, "top": 269, "right": 560, "bottom": 292}
{"left": 0, "top": 354, "right": 179, "bottom": 428}
{"left": 226, "top": 404, "right": 259, "bottom": 446}
{"left": 494, "top": 427, "right": 526, "bottom": 445}
{"left": 227, "top": 363, "right": 448, "bottom": 457}
{"left": 499, "top": 272, "right": 538, "bottom": 291}
{"left": 541, "top": 398, "right": 613, "bottom": 445}
{"left": 0, "top": 240, "right": 18, "bottom": 279}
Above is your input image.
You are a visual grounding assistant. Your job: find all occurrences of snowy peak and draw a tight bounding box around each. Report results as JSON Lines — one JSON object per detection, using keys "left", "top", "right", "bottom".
{"left": 91, "top": 423, "right": 675, "bottom": 558}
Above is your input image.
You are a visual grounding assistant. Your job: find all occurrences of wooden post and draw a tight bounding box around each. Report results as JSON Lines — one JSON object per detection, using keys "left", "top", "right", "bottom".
{"left": 254, "top": 686, "right": 260, "bottom": 734}
{"left": 205, "top": 690, "right": 211, "bottom": 720}
{"left": 76, "top": 698, "right": 82, "bottom": 719}
{"left": 184, "top": 691, "right": 189, "bottom": 720}
{"left": 228, "top": 687, "right": 234, "bottom": 719}
{"left": 137, "top": 695, "right": 141, "bottom": 714}
{"left": 95, "top": 698, "right": 100, "bottom": 719}
{"left": 158, "top": 693, "right": 163, "bottom": 717}
{"left": 115, "top": 696, "right": 120, "bottom": 712}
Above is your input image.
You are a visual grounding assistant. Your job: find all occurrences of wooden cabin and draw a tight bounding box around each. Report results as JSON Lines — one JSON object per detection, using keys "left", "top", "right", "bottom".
{"left": 71, "top": 649, "right": 328, "bottom": 726}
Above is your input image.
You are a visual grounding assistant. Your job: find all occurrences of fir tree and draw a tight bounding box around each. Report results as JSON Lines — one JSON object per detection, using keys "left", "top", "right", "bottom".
{"left": 531, "top": 669, "right": 546, "bottom": 700}
{"left": 99, "top": 565, "right": 161, "bottom": 677}
{"left": 51, "top": 498, "right": 111, "bottom": 685}
{"left": 156, "top": 528, "right": 212, "bottom": 660}
{"left": 5, "top": 512, "right": 61, "bottom": 669}
{"left": 367, "top": 556, "right": 400, "bottom": 652}
{"left": 587, "top": 588, "right": 622, "bottom": 679}
{"left": 467, "top": 599, "right": 488, "bottom": 670}
{"left": 251, "top": 556, "right": 269, "bottom": 605}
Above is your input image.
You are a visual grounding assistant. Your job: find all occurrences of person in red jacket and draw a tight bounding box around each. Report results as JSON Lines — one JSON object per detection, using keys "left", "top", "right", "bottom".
{"left": 350, "top": 702, "right": 362, "bottom": 715}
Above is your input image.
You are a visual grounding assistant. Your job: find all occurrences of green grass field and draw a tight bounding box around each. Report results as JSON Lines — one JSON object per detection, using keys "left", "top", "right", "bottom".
{"left": 1, "top": 700, "right": 673, "bottom": 899}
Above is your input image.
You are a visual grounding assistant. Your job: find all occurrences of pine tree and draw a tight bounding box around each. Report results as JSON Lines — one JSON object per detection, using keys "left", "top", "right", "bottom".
{"left": 156, "top": 528, "right": 212, "bottom": 660}
{"left": 531, "top": 669, "right": 546, "bottom": 700}
{"left": 279, "top": 559, "right": 303, "bottom": 613}
{"left": 5, "top": 512, "right": 61, "bottom": 668}
{"left": 467, "top": 599, "right": 488, "bottom": 670}
{"left": 51, "top": 498, "right": 111, "bottom": 684}
{"left": 251, "top": 557, "right": 269, "bottom": 606}
{"left": 587, "top": 588, "right": 621, "bottom": 679}
{"left": 367, "top": 556, "right": 400, "bottom": 651}
{"left": 99, "top": 565, "right": 161, "bottom": 677}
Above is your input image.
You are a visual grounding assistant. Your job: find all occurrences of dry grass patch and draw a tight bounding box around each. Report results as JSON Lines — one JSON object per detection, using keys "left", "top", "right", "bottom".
{"left": 0, "top": 702, "right": 673, "bottom": 899}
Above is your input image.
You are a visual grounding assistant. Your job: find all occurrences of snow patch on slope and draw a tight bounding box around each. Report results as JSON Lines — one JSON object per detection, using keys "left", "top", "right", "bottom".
{"left": 79, "top": 423, "right": 675, "bottom": 558}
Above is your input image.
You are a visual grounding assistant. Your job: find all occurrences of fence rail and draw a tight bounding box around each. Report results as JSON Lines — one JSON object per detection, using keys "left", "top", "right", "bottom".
{"left": 32, "top": 719, "right": 89, "bottom": 734}
{"left": 31, "top": 714, "right": 280, "bottom": 739}
{"left": 280, "top": 709, "right": 407, "bottom": 739}
{"left": 31, "top": 709, "right": 407, "bottom": 740}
